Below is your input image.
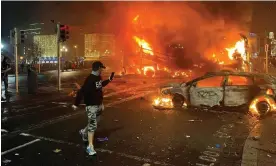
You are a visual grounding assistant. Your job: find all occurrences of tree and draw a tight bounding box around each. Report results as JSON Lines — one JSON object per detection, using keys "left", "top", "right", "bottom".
{"left": 25, "top": 43, "right": 44, "bottom": 64}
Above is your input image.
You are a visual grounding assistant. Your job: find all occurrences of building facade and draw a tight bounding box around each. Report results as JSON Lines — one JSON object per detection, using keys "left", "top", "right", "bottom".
{"left": 84, "top": 33, "right": 115, "bottom": 60}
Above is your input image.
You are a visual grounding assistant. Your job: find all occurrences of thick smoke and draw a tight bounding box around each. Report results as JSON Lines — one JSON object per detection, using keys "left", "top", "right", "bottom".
{"left": 103, "top": 2, "right": 253, "bottom": 71}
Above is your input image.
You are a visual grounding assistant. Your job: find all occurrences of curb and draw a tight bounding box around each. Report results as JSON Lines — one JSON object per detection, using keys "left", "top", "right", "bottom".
{"left": 241, "top": 123, "right": 260, "bottom": 166}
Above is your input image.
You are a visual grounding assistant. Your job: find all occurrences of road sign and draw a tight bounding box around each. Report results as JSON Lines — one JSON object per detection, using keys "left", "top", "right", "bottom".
{"left": 265, "top": 44, "right": 269, "bottom": 52}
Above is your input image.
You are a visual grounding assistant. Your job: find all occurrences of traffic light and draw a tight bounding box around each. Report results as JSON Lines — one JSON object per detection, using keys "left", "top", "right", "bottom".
{"left": 20, "top": 30, "right": 26, "bottom": 43}
{"left": 59, "top": 25, "right": 69, "bottom": 42}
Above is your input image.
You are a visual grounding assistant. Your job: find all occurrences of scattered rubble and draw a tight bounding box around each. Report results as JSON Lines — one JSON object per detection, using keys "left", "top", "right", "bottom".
{"left": 2, "top": 159, "right": 11, "bottom": 164}
{"left": 53, "top": 149, "right": 62, "bottom": 153}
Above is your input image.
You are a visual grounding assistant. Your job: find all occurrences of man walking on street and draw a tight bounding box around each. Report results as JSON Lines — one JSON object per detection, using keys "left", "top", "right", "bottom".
{"left": 72, "top": 61, "right": 115, "bottom": 156}
{"left": 1, "top": 56, "right": 11, "bottom": 100}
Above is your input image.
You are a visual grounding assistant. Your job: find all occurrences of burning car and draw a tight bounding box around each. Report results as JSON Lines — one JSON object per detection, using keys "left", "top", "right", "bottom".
{"left": 156, "top": 71, "right": 276, "bottom": 116}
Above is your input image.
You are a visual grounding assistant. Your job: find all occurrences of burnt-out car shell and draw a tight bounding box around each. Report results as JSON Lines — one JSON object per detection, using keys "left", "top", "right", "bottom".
{"left": 161, "top": 71, "right": 276, "bottom": 109}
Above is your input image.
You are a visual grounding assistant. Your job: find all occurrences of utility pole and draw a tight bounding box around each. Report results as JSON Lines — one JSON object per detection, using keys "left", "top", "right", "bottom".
{"left": 265, "top": 44, "right": 269, "bottom": 73}
{"left": 38, "top": 57, "right": 41, "bottom": 73}
{"left": 14, "top": 28, "right": 19, "bottom": 93}
{"left": 140, "top": 45, "right": 143, "bottom": 69}
{"left": 57, "top": 24, "right": 61, "bottom": 91}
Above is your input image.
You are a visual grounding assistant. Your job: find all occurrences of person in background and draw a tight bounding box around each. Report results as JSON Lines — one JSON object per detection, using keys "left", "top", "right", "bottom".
{"left": 20, "top": 62, "right": 25, "bottom": 73}
{"left": 1, "top": 56, "right": 11, "bottom": 100}
{"left": 72, "top": 61, "right": 115, "bottom": 156}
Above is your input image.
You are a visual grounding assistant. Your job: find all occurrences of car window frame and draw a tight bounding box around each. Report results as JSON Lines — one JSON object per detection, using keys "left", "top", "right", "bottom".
{"left": 193, "top": 75, "right": 226, "bottom": 88}
{"left": 225, "top": 75, "right": 254, "bottom": 86}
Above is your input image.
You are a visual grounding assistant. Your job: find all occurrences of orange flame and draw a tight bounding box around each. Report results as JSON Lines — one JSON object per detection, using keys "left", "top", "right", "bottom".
{"left": 133, "top": 36, "right": 154, "bottom": 55}
{"left": 249, "top": 95, "right": 276, "bottom": 116}
{"left": 225, "top": 39, "right": 246, "bottom": 61}
{"left": 143, "top": 66, "right": 155, "bottom": 77}
{"left": 153, "top": 97, "right": 173, "bottom": 108}
{"left": 133, "top": 15, "right": 139, "bottom": 22}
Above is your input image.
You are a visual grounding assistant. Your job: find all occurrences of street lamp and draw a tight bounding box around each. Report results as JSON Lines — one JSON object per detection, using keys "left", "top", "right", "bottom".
{"left": 73, "top": 45, "right": 78, "bottom": 57}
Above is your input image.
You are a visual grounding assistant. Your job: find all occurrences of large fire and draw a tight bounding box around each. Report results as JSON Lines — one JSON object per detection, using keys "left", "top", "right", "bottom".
{"left": 225, "top": 39, "right": 246, "bottom": 61}
{"left": 133, "top": 36, "right": 154, "bottom": 55}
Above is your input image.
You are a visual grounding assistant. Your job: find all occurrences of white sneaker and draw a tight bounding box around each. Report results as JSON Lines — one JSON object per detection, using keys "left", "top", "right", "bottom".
{"left": 86, "top": 145, "right": 97, "bottom": 156}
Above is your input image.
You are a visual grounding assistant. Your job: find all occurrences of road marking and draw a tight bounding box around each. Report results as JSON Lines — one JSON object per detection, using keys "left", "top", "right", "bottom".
{"left": 241, "top": 123, "right": 260, "bottom": 166}
{"left": 1, "top": 139, "right": 40, "bottom": 155}
{"left": 9, "top": 95, "right": 68, "bottom": 108}
{"left": 13, "top": 105, "right": 44, "bottom": 112}
{"left": 196, "top": 123, "right": 235, "bottom": 166}
{"left": 5, "top": 106, "right": 63, "bottom": 120}
{"left": 2, "top": 90, "right": 155, "bottom": 139}
{"left": 19, "top": 133, "right": 173, "bottom": 166}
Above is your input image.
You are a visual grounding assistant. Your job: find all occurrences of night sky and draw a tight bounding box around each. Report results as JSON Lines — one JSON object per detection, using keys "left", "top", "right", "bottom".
{"left": 1, "top": 2, "right": 276, "bottom": 38}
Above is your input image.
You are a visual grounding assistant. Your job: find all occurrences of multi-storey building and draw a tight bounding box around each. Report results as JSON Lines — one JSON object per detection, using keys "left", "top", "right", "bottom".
{"left": 32, "top": 35, "right": 58, "bottom": 63}
{"left": 84, "top": 33, "right": 115, "bottom": 60}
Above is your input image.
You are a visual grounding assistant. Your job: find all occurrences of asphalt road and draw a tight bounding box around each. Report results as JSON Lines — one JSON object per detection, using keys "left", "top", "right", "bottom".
{"left": 1, "top": 75, "right": 260, "bottom": 166}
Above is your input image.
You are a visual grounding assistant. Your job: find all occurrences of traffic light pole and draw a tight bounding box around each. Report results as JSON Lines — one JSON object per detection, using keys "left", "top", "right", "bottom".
{"left": 14, "top": 28, "right": 19, "bottom": 93}
{"left": 56, "top": 24, "right": 61, "bottom": 91}
{"left": 265, "top": 45, "right": 269, "bottom": 73}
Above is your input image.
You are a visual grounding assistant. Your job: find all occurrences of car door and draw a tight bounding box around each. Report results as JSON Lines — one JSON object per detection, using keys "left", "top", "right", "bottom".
{"left": 189, "top": 76, "right": 225, "bottom": 107}
{"left": 224, "top": 75, "right": 253, "bottom": 106}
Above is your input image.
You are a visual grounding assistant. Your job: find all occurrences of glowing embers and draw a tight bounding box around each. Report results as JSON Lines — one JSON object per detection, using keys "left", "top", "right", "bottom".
{"left": 249, "top": 95, "right": 276, "bottom": 116}
{"left": 153, "top": 97, "right": 174, "bottom": 109}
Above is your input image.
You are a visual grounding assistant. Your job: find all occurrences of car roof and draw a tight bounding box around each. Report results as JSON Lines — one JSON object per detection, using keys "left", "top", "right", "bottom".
{"left": 186, "top": 71, "right": 276, "bottom": 85}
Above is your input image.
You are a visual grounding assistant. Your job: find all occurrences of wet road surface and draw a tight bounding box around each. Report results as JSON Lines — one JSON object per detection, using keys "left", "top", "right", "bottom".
{"left": 1, "top": 77, "right": 260, "bottom": 166}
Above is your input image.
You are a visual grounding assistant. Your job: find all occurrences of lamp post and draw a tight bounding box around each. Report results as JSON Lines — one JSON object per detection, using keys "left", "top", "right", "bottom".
{"left": 74, "top": 45, "right": 78, "bottom": 57}
{"left": 60, "top": 46, "right": 68, "bottom": 57}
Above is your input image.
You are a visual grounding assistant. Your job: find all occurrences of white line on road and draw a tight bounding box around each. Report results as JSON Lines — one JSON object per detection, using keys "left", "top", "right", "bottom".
{"left": 6, "top": 106, "right": 63, "bottom": 120}
{"left": 1, "top": 139, "right": 40, "bottom": 155}
{"left": 19, "top": 133, "right": 173, "bottom": 166}
{"left": 2, "top": 90, "right": 156, "bottom": 138}
{"left": 13, "top": 105, "right": 44, "bottom": 113}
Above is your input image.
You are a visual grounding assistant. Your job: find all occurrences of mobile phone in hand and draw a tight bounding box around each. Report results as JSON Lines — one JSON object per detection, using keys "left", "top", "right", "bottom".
{"left": 110, "top": 72, "right": 115, "bottom": 80}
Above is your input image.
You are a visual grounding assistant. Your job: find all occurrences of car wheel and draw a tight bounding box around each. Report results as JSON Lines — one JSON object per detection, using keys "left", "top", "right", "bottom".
{"left": 172, "top": 94, "right": 185, "bottom": 108}
{"left": 256, "top": 101, "right": 271, "bottom": 116}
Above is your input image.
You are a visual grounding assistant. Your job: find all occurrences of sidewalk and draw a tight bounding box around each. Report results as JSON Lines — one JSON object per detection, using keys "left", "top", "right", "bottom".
{"left": 1, "top": 83, "right": 66, "bottom": 103}
{"left": 242, "top": 114, "right": 276, "bottom": 166}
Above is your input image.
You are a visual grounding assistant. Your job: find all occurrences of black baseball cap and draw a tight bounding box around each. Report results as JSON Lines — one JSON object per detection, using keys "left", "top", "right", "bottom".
{"left": 92, "top": 61, "right": 106, "bottom": 71}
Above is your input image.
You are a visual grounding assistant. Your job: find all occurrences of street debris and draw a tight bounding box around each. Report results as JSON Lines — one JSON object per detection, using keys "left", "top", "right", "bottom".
{"left": 188, "top": 119, "right": 203, "bottom": 122}
{"left": 267, "top": 154, "right": 272, "bottom": 158}
{"left": 53, "top": 149, "right": 62, "bottom": 153}
{"left": 2, "top": 159, "right": 11, "bottom": 164}
{"left": 97, "top": 137, "right": 108, "bottom": 142}
{"left": 215, "top": 144, "right": 220, "bottom": 148}
{"left": 113, "top": 119, "right": 119, "bottom": 122}
{"left": 186, "top": 135, "right": 191, "bottom": 138}
{"left": 142, "top": 163, "right": 151, "bottom": 166}
{"left": 15, "top": 153, "right": 19, "bottom": 156}
{"left": 52, "top": 102, "right": 68, "bottom": 105}
{"left": 20, "top": 133, "right": 30, "bottom": 136}
{"left": 252, "top": 136, "right": 260, "bottom": 141}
